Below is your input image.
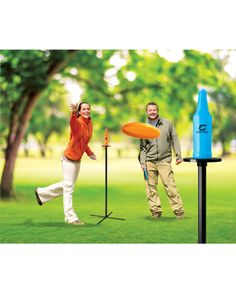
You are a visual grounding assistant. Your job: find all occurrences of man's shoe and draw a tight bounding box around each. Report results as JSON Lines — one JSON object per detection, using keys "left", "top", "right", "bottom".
{"left": 152, "top": 213, "right": 162, "bottom": 219}
{"left": 35, "top": 189, "right": 43, "bottom": 206}
{"left": 176, "top": 214, "right": 185, "bottom": 219}
{"left": 68, "top": 220, "right": 85, "bottom": 226}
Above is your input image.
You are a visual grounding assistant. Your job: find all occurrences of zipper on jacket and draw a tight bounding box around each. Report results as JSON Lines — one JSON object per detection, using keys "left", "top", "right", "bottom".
{"left": 148, "top": 118, "right": 159, "bottom": 162}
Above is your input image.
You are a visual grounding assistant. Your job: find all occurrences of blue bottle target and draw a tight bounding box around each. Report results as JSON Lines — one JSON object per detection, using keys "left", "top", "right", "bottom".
{"left": 193, "top": 89, "right": 212, "bottom": 159}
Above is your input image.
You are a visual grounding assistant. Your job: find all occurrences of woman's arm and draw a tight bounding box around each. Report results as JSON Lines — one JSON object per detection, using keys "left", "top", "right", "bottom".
{"left": 85, "top": 144, "right": 97, "bottom": 160}
{"left": 69, "top": 104, "right": 79, "bottom": 133}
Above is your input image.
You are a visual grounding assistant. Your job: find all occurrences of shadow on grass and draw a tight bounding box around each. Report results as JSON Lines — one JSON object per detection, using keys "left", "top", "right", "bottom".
{"left": 18, "top": 220, "right": 98, "bottom": 228}
{"left": 143, "top": 216, "right": 188, "bottom": 222}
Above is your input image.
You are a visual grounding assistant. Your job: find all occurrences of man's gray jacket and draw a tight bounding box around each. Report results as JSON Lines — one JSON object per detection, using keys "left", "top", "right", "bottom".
{"left": 139, "top": 117, "right": 182, "bottom": 164}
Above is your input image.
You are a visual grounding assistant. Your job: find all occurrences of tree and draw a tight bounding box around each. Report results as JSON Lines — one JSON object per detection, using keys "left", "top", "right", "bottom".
{"left": 27, "top": 80, "right": 68, "bottom": 157}
{"left": 0, "top": 50, "right": 114, "bottom": 198}
{"left": 183, "top": 50, "right": 236, "bottom": 155}
{"left": 1, "top": 49, "right": 235, "bottom": 199}
{"left": 210, "top": 84, "right": 236, "bottom": 155}
{"left": 0, "top": 50, "right": 75, "bottom": 198}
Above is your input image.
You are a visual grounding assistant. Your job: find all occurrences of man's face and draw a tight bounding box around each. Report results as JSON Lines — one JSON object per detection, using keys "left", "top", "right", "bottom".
{"left": 146, "top": 105, "right": 158, "bottom": 120}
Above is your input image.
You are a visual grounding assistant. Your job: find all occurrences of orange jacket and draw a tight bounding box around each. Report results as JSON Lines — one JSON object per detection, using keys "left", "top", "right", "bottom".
{"left": 64, "top": 113, "right": 93, "bottom": 161}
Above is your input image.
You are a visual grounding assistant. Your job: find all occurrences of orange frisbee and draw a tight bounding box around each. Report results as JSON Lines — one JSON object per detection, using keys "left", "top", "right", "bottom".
{"left": 122, "top": 122, "right": 161, "bottom": 139}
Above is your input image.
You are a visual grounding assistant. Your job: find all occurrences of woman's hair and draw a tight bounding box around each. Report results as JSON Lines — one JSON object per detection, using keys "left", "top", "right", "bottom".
{"left": 77, "top": 102, "right": 90, "bottom": 117}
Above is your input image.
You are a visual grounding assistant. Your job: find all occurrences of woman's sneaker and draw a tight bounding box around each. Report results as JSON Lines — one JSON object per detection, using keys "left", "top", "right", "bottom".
{"left": 69, "top": 220, "right": 85, "bottom": 226}
{"left": 34, "top": 189, "right": 43, "bottom": 206}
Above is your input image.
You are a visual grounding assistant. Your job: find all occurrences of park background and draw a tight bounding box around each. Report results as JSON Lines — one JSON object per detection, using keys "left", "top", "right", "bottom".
{"left": 0, "top": 49, "right": 236, "bottom": 243}
{"left": 1, "top": 1, "right": 236, "bottom": 287}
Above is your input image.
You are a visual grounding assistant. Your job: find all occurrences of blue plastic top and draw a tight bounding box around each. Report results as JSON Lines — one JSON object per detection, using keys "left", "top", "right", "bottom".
{"left": 196, "top": 89, "right": 209, "bottom": 113}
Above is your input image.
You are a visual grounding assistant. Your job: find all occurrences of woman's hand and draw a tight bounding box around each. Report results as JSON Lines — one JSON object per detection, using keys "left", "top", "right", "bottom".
{"left": 89, "top": 153, "right": 97, "bottom": 160}
{"left": 70, "top": 103, "right": 78, "bottom": 113}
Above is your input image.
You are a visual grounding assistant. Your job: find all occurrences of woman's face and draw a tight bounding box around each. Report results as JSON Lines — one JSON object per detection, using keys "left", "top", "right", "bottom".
{"left": 79, "top": 103, "right": 91, "bottom": 119}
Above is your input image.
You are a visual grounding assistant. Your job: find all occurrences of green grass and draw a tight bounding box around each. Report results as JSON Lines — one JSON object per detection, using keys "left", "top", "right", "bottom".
{"left": 0, "top": 156, "right": 236, "bottom": 243}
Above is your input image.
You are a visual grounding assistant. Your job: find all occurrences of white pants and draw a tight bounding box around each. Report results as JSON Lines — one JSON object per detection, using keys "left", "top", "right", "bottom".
{"left": 37, "top": 157, "right": 81, "bottom": 223}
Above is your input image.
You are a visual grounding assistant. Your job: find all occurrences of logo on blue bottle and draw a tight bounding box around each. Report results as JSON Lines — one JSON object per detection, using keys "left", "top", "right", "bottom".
{"left": 197, "top": 124, "right": 208, "bottom": 133}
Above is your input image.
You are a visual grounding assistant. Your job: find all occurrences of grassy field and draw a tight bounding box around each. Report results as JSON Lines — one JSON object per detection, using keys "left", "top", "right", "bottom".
{"left": 0, "top": 156, "right": 236, "bottom": 243}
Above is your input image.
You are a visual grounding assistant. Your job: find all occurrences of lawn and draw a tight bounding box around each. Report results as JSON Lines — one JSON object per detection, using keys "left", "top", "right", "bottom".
{"left": 0, "top": 156, "right": 235, "bottom": 243}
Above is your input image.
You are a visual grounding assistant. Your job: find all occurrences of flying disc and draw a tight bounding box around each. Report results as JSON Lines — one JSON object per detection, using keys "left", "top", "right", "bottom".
{"left": 122, "top": 122, "right": 160, "bottom": 139}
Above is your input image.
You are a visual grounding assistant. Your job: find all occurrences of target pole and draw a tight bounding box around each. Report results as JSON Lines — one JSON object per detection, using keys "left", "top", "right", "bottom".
{"left": 183, "top": 157, "right": 221, "bottom": 243}
{"left": 90, "top": 129, "right": 125, "bottom": 224}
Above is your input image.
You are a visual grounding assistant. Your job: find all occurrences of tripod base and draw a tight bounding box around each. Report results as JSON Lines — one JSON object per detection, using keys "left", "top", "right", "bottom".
{"left": 90, "top": 212, "right": 126, "bottom": 224}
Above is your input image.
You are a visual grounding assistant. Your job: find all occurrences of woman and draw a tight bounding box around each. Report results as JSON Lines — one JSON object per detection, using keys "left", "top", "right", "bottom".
{"left": 35, "top": 102, "right": 96, "bottom": 226}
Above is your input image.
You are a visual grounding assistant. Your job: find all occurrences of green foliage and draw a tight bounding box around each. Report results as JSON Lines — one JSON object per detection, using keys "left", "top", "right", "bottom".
{"left": 210, "top": 82, "right": 236, "bottom": 152}
{"left": 1, "top": 49, "right": 235, "bottom": 154}
{"left": 0, "top": 50, "right": 70, "bottom": 148}
{"left": 25, "top": 80, "right": 69, "bottom": 155}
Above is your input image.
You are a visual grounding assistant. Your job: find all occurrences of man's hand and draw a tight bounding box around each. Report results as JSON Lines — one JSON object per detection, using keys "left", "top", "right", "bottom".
{"left": 175, "top": 159, "right": 182, "bottom": 165}
{"left": 141, "top": 163, "right": 146, "bottom": 169}
{"left": 89, "top": 153, "right": 97, "bottom": 160}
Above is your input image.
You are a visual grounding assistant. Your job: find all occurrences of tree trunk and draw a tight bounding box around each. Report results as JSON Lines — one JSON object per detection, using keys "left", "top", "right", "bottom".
{"left": 36, "top": 135, "right": 50, "bottom": 158}
{"left": 0, "top": 51, "right": 75, "bottom": 199}
{"left": 0, "top": 92, "right": 40, "bottom": 198}
{"left": 23, "top": 135, "right": 30, "bottom": 157}
{"left": 219, "top": 134, "right": 229, "bottom": 157}
{"left": 221, "top": 141, "right": 229, "bottom": 157}
{"left": 0, "top": 145, "right": 18, "bottom": 199}
{"left": 39, "top": 143, "right": 46, "bottom": 158}
{"left": 24, "top": 146, "right": 29, "bottom": 157}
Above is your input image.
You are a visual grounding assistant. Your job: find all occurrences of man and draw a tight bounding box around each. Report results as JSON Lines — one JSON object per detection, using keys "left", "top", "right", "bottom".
{"left": 139, "top": 102, "right": 184, "bottom": 219}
